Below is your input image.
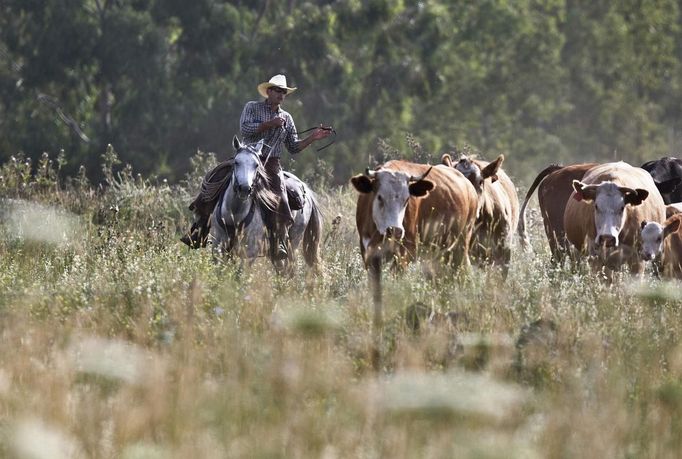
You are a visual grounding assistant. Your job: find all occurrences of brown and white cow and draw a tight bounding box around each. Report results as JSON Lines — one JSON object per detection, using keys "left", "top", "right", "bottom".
{"left": 518, "top": 163, "right": 598, "bottom": 262}
{"left": 564, "top": 161, "right": 666, "bottom": 273}
{"left": 441, "top": 153, "right": 519, "bottom": 273}
{"left": 639, "top": 215, "right": 682, "bottom": 279}
{"left": 351, "top": 160, "right": 478, "bottom": 320}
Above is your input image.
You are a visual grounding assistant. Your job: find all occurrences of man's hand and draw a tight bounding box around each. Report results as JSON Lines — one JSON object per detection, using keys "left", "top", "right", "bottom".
{"left": 311, "top": 124, "right": 333, "bottom": 141}
{"left": 266, "top": 116, "right": 285, "bottom": 129}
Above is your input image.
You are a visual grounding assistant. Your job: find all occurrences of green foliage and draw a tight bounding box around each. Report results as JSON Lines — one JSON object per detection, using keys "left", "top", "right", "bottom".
{"left": 2, "top": 1, "right": 682, "bottom": 187}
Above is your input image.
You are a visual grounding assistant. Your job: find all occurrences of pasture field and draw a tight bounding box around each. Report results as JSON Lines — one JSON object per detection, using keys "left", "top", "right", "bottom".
{"left": 2, "top": 154, "right": 682, "bottom": 458}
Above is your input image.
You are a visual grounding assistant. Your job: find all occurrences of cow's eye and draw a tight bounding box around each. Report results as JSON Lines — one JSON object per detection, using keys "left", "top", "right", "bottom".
{"left": 657, "top": 237, "right": 662, "bottom": 243}
{"left": 377, "top": 195, "right": 384, "bottom": 206}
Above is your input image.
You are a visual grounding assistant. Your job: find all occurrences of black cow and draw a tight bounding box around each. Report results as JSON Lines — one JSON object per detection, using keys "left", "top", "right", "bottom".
{"left": 641, "top": 157, "right": 682, "bottom": 204}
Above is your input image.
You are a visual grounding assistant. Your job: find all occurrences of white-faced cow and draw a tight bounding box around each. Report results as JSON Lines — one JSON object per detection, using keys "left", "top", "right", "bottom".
{"left": 641, "top": 157, "right": 682, "bottom": 204}
{"left": 640, "top": 214, "right": 682, "bottom": 279}
{"left": 564, "top": 161, "right": 666, "bottom": 274}
{"left": 351, "top": 160, "right": 478, "bottom": 325}
{"left": 441, "top": 153, "right": 519, "bottom": 274}
{"left": 518, "top": 163, "right": 598, "bottom": 262}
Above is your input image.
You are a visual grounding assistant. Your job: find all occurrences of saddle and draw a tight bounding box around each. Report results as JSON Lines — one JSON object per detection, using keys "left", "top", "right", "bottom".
{"left": 283, "top": 172, "right": 306, "bottom": 211}
{"left": 191, "top": 160, "right": 306, "bottom": 216}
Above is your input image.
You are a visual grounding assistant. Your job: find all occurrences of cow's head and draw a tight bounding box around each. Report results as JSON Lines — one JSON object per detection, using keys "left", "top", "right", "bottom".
{"left": 351, "top": 167, "right": 435, "bottom": 240}
{"left": 449, "top": 154, "right": 502, "bottom": 193}
{"left": 572, "top": 180, "right": 649, "bottom": 248}
{"left": 639, "top": 218, "right": 681, "bottom": 261}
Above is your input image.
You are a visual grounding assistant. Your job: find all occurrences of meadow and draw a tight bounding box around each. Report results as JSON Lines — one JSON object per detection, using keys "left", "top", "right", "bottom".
{"left": 2, "top": 151, "right": 682, "bottom": 458}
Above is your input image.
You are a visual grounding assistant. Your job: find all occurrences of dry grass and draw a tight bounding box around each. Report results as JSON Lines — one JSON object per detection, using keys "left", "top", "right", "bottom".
{"left": 1, "top": 159, "right": 682, "bottom": 458}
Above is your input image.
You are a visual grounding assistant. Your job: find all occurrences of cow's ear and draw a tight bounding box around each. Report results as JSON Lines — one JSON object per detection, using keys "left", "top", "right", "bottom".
{"left": 641, "top": 220, "right": 648, "bottom": 230}
{"left": 441, "top": 153, "right": 453, "bottom": 167}
{"left": 409, "top": 179, "right": 435, "bottom": 197}
{"left": 350, "top": 175, "right": 374, "bottom": 194}
{"left": 481, "top": 155, "right": 503, "bottom": 183}
{"left": 233, "top": 136, "right": 242, "bottom": 151}
{"left": 641, "top": 160, "right": 656, "bottom": 171}
{"left": 623, "top": 188, "right": 649, "bottom": 206}
{"left": 667, "top": 205, "right": 682, "bottom": 218}
{"left": 572, "top": 180, "right": 596, "bottom": 202}
{"left": 664, "top": 218, "right": 681, "bottom": 238}
{"left": 656, "top": 177, "right": 682, "bottom": 194}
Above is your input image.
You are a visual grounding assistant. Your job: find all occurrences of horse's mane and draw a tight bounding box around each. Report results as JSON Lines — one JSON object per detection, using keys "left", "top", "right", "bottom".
{"left": 239, "top": 146, "right": 279, "bottom": 211}
{"left": 253, "top": 171, "right": 279, "bottom": 211}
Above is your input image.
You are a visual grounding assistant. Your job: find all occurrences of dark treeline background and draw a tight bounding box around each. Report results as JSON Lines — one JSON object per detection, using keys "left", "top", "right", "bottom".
{"left": 1, "top": 0, "right": 682, "bottom": 186}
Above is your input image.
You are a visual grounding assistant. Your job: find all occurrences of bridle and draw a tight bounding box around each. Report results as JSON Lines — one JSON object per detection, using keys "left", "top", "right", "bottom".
{"left": 217, "top": 145, "right": 261, "bottom": 240}
{"left": 231, "top": 145, "right": 264, "bottom": 198}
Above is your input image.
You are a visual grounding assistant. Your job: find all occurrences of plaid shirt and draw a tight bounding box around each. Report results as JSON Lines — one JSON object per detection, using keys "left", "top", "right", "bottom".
{"left": 239, "top": 100, "right": 303, "bottom": 158}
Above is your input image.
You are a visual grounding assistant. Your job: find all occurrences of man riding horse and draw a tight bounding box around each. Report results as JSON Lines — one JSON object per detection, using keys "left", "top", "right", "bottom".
{"left": 181, "top": 74, "right": 332, "bottom": 259}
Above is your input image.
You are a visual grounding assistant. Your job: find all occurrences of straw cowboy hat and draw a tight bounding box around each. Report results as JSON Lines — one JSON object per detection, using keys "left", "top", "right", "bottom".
{"left": 257, "top": 74, "right": 297, "bottom": 98}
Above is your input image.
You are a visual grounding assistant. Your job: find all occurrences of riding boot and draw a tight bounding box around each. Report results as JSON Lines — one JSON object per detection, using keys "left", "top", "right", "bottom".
{"left": 180, "top": 213, "right": 210, "bottom": 249}
{"left": 274, "top": 223, "right": 291, "bottom": 261}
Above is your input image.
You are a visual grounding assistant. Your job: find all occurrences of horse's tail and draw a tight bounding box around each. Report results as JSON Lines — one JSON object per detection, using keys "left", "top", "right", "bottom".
{"left": 518, "top": 163, "right": 564, "bottom": 248}
{"left": 303, "top": 194, "right": 322, "bottom": 268}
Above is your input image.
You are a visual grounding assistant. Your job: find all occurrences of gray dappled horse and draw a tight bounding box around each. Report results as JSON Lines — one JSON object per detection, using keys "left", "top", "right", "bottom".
{"left": 209, "top": 136, "right": 322, "bottom": 271}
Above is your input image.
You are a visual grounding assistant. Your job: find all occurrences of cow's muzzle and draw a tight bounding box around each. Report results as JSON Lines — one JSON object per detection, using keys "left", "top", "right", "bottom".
{"left": 385, "top": 226, "right": 404, "bottom": 240}
{"left": 640, "top": 251, "right": 655, "bottom": 262}
{"left": 597, "top": 234, "right": 617, "bottom": 248}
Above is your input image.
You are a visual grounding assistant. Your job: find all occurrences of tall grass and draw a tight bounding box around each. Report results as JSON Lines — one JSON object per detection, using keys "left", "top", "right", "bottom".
{"left": 1, "top": 151, "right": 682, "bottom": 458}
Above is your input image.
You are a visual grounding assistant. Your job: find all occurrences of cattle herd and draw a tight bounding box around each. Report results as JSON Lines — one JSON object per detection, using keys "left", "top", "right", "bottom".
{"left": 351, "top": 155, "right": 682, "bottom": 316}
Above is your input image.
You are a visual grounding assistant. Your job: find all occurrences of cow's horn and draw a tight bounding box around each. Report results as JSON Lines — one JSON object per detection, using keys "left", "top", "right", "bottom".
{"left": 365, "top": 167, "right": 377, "bottom": 178}
{"left": 409, "top": 166, "right": 432, "bottom": 182}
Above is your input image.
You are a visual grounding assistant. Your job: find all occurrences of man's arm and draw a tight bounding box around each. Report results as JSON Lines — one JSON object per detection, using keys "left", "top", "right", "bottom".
{"left": 295, "top": 128, "right": 332, "bottom": 151}
{"left": 285, "top": 117, "right": 333, "bottom": 154}
{"left": 240, "top": 102, "right": 284, "bottom": 137}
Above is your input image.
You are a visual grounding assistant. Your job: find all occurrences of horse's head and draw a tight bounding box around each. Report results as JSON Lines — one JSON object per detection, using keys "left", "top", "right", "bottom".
{"left": 232, "top": 136, "right": 265, "bottom": 200}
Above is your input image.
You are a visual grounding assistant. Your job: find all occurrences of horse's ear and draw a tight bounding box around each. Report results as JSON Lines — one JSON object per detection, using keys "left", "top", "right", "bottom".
{"left": 254, "top": 139, "right": 264, "bottom": 153}
{"left": 233, "top": 136, "right": 242, "bottom": 151}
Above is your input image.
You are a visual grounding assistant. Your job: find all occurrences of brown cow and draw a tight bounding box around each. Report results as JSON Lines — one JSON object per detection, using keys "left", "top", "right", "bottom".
{"left": 351, "top": 160, "right": 478, "bottom": 321}
{"left": 639, "top": 215, "right": 682, "bottom": 279}
{"left": 518, "top": 163, "right": 598, "bottom": 262}
{"left": 441, "top": 153, "right": 519, "bottom": 273}
{"left": 564, "top": 161, "right": 666, "bottom": 274}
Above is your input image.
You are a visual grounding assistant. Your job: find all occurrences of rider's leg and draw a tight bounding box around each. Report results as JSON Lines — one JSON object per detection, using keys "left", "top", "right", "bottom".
{"left": 264, "top": 157, "right": 294, "bottom": 260}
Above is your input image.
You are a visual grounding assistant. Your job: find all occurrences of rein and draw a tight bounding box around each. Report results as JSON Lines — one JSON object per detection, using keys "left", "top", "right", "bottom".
{"left": 266, "top": 125, "right": 337, "bottom": 154}
{"left": 298, "top": 125, "right": 337, "bottom": 152}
